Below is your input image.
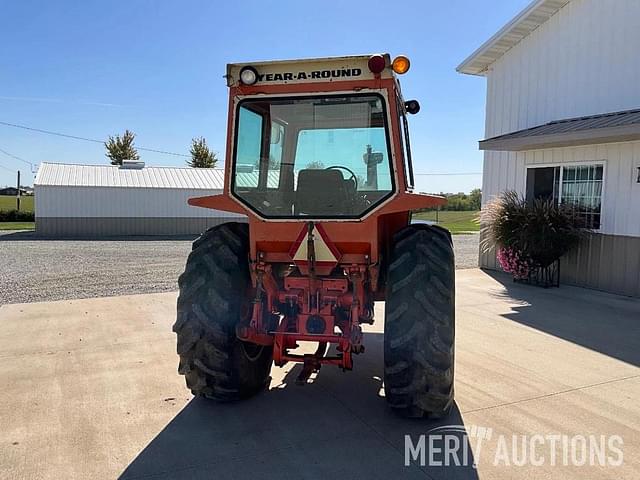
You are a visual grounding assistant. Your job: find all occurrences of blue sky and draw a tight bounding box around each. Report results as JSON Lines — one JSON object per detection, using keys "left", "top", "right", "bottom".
{"left": 0, "top": 0, "right": 530, "bottom": 193}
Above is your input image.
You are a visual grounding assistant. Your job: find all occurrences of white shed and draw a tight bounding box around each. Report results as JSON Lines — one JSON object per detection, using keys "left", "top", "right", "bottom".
{"left": 34, "top": 162, "right": 245, "bottom": 236}
{"left": 458, "top": 0, "right": 640, "bottom": 297}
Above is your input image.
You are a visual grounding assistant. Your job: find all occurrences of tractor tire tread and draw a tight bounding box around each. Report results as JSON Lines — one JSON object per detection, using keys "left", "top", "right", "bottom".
{"left": 384, "top": 224, "right": 455, "bottom": 418}
{"left": 173, "top": 222, "right": 272, "bottom": 402}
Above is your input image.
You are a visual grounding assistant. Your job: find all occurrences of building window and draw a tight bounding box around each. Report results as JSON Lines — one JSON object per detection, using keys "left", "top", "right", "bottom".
{"left": 526, "top": 164, "right": 603, "bottom": 229}
{"left": 526, "top": 166, "right": 560, "bottom": 204}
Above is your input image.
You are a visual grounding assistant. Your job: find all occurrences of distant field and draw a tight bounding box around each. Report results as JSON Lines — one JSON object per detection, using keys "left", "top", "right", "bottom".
{"left": 413, "top": 210, "right": 480, "bottom": 234}
{"left": 0, "top": 195, "right": 34, "bottom": 212}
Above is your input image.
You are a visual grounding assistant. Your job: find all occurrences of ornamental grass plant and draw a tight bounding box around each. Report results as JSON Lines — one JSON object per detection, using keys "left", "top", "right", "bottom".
{"left": 481, "top": 191, "right": 587, "bottom": 272}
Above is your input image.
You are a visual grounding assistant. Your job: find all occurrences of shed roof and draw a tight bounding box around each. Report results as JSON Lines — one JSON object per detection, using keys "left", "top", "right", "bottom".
{"left": 35, "top": 163, "right": 225, "bottom": 189}
{"left": 457, "top": 0, "right": 570, "bottom": 76}
{"left": 479, "top": 108, "right": 640, "bottom": 151}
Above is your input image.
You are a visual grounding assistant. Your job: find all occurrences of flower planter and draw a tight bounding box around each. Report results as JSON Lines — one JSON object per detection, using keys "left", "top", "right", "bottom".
{"left": 513, "top": 260, "right": 560, "bottom": 288}
{"left": 482, "top": 191, "right": 587, "bottom": 291}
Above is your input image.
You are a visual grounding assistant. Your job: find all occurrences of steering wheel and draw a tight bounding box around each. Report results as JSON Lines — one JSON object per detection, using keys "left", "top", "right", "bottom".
{"left": 325, "top": 165, "right": 358, "bottom": 191}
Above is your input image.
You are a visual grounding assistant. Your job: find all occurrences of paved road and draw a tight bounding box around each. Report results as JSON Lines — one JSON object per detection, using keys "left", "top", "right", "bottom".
{"left": 0, "top": 230, "right": 479, "bottom": 305}
{"left": 1, "top": 269, "right": 638, "bottom": 479}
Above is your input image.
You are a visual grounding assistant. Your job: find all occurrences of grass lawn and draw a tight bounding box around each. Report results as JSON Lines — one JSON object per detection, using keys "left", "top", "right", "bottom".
{"left": 0, "top": 195, "right": 34, "bottom": 212}
{"left": 0, "top": 222, "right": 35, "bottom": 231}
{"left": 412, "top": 210, "right": 480, "bottom": 234}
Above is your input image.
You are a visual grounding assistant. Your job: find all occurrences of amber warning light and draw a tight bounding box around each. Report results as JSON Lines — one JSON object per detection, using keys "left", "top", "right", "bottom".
{"left": 392, "top": 55, "right": 410, "bottom": 74}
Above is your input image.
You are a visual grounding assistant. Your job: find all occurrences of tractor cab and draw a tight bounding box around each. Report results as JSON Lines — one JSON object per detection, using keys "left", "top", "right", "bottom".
{"left": 190, "top": 54, "right": 432, "bottom": 224}
{"left": 175, "top": 55, "right": 455, "bottom": 419}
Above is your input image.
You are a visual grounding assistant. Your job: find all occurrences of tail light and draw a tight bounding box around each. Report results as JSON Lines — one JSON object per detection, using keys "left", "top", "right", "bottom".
{"left": 367, "top": 54, "right": 386, "bottom": 74}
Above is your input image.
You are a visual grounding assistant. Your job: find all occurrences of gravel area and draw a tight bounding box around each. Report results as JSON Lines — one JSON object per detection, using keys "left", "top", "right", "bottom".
{"left": 452, "top": 232, "right": 480, "bottom": 270}
{"left": 0, "top": 231, "right": 193, "bottom": 305}
{"left": 0, "top": 230, "right": 479, "bottom": 305}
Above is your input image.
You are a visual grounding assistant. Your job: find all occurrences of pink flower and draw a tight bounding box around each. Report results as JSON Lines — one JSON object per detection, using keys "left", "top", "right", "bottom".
{"left": 497, "top": 247, "right": 532, "bottom": 280}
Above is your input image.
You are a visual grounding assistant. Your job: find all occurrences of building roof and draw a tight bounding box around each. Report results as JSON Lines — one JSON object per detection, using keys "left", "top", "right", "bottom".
{"left": 457, "top": 0, "right": 570, "bottom": 76}
{"left": 35, "top": 163, "right": 225, "bottom": 189}
{"left": 479, "top": 108, "right": 640, "bottom": 151}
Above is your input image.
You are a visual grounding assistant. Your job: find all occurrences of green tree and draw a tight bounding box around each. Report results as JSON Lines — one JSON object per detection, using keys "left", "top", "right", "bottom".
{"left": 469, "top": 188, "right": 482, "bottom": 210}
{"left": 188, "top": 137, "right": 217, "bottom": 168}
{"left": 415, "top": 190, "right": 481, "bottom": 213}
{"left": 105, "top": 130, "right": 139, "bottom": 165}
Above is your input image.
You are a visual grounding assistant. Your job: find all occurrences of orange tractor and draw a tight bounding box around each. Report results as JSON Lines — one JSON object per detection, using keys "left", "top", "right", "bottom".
{"left": 174, "top": 54, "right": 455, "bottom": 417}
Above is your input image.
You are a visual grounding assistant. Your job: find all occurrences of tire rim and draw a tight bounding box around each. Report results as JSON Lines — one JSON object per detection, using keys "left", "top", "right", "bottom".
{"left": 241, "top": 341, "right": 264, "bottom": 361}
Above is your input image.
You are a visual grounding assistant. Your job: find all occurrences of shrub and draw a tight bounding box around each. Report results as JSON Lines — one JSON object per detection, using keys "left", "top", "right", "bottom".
{"left": 481, "top": 191, "right": 586, "bottom": 268}
{"left": 0, "top": 209, "right": 35, "bottom": 222}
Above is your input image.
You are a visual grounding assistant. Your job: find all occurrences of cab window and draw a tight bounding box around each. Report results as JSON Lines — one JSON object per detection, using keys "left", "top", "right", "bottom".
{"left": 232, "top": 94, "right": 395, "bottom": 218}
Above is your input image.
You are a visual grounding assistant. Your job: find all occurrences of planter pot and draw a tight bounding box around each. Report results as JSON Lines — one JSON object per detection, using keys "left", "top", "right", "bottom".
{"left": 513, "top": 259, "right": 560, "bottom": 288}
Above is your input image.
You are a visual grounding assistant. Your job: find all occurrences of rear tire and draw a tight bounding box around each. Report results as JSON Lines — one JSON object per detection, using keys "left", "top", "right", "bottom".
{"left": 173, "top": 222, "right": 272, "bottom": 401}
{"left": 384, "top": 224, "right": 455, "bottom": 418}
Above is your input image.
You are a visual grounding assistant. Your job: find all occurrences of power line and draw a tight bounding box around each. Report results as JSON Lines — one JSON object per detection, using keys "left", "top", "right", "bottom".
{"left": 0, "top": 146, "right": 37, "bottom": 174}
{"left": 0, "top": 161, "right": 15, "bottom": 172}
{"left": 0, "top": 120, "right": 190, "bottom": 158}
{"left": 0, "top": 146, "right": 33, "bottom": 167}
{"left": 0, "top": 120, "right": 104, "bottom": 144}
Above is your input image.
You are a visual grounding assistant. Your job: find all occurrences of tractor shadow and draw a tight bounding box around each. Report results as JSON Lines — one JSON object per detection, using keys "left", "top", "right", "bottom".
{"left": 486, "top": 270, "right": 640, "bottom": 367}
{"left": 120, "top": 332, "right": 479, "bottom": 480}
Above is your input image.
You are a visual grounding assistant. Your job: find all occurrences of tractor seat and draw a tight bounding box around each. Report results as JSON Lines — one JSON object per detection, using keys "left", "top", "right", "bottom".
{"left": 295, "top": 169, "right": 352, "bottom": 215}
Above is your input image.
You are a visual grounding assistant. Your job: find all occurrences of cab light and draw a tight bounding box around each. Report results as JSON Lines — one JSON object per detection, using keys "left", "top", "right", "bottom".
{"left": 405, "top": 99, "right": 420, "bottom": 114}
{"left": 392, "top": 55, "right": 410, "bottom": 74}
{"left": 239, "top": 66, "right": 258, "bottom": 85}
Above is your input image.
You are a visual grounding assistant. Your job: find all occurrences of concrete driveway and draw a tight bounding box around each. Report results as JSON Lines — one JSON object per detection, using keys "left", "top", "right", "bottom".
{"left": 1, "top": 269, "right": 638, "bottom": 479}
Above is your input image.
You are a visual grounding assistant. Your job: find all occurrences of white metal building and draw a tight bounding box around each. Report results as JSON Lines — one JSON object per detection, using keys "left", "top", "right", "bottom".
{"left": 458, "top": 0, "right": 640, "bottom": 297}
{"left": 34, "top": 162, "right": 245, "bottom": 236}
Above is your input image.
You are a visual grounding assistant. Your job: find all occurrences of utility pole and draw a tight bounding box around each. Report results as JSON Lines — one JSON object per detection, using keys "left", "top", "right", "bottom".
{"left": 16, "top": 170, "right": 21, "bottom": 211}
